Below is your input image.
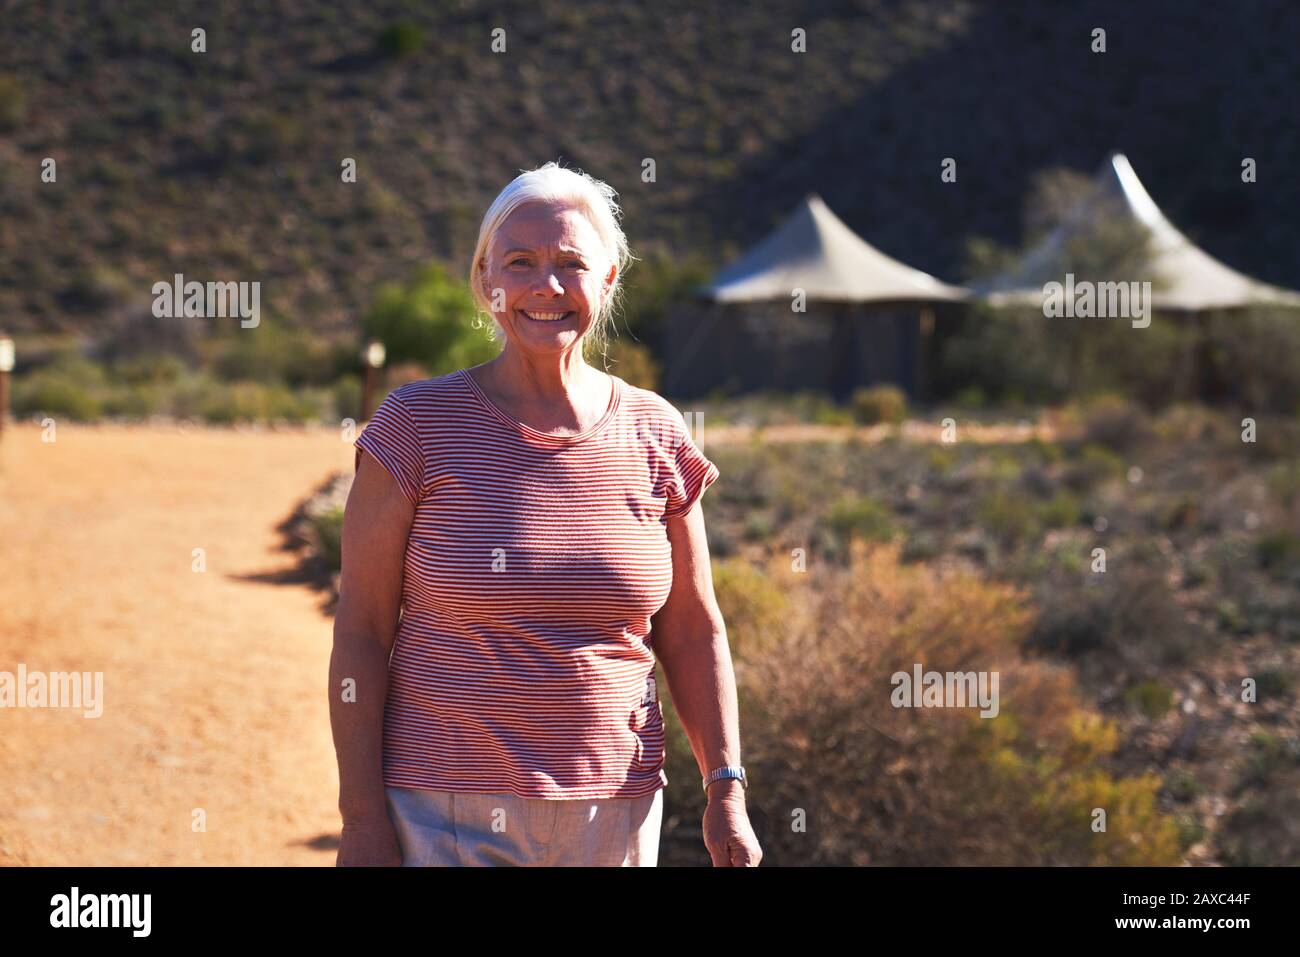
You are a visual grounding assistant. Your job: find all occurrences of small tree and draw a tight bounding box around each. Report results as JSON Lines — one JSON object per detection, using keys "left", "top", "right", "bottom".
{"left": 363, "top": 262, "right": 498, "bottom": 376}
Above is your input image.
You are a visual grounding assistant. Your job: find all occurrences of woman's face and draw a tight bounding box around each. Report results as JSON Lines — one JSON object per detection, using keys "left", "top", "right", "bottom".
{"left": 480, "top": 201, "right": 616, "bottom": 357}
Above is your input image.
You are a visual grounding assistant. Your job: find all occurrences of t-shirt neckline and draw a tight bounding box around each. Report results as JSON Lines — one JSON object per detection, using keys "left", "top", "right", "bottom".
{"left": 459, "top": 367, "right": 622, "bottom": 446}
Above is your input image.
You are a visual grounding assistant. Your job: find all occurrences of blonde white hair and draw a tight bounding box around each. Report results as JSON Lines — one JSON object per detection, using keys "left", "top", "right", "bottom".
{"left": 469, "top": 161, "right": 634, "bottom": 359}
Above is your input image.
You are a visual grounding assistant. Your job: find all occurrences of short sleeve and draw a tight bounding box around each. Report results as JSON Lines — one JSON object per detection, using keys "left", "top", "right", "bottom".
{"left": 663, "top": 426, "right": 720, "bottom": 518}
{"left": 355, "top": 389, "right": 426, "bottom": 505}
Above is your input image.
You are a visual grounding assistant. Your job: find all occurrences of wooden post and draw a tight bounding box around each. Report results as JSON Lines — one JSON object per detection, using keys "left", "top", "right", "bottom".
{"left": 0, "top": 334, "right": 13, "bottom": 440}
{"left": 918, "top": 307, "right": 935, "bottom": 403}
{"left": 360, "top": 340, "right": 386, "bottom": 420}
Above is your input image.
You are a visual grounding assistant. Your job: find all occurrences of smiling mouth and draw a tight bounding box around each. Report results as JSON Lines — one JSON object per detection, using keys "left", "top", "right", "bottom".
{"left": 520, "top": 309, "right": 574, "bottom": 323}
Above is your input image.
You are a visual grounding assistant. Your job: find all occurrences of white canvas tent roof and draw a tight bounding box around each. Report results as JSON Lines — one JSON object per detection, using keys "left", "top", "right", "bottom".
{"left": 698, "top": 193, "right": 969, "bottom": 303}
{"left": 977, "top": 153, "right": 1300, "bottom": 311}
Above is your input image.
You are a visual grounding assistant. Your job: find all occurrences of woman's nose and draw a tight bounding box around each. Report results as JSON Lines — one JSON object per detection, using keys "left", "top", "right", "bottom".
{"left": 534, "top": 272, "right": 565, "bottom": 295}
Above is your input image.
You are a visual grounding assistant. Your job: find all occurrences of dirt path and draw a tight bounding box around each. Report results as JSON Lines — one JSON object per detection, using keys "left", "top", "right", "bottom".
{"left": 0, "top": 422, "right": 355, "bottom": 865}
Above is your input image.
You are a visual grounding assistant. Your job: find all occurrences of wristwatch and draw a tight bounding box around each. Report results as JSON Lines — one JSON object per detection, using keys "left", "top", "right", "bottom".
{"left": 702, "top": 765, "right": 747, "bottom": 794}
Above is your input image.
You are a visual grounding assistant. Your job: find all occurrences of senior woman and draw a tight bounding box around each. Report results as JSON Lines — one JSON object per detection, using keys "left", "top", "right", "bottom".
{"left": 330, "top": 162, "right": 761, "bottom": 867}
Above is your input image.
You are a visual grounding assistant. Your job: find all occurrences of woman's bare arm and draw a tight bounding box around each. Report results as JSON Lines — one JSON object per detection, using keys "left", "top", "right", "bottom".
{"left": 652, "top": 500, "right": 762, "bottom": 865}
{"left": 329, "top": 449, "right": 414, "bottom": 825}
{"left": 650, "top": 500, "right": 744, "bottom": 803}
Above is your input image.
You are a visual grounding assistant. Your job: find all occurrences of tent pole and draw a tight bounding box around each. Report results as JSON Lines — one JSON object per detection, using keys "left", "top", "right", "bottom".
{"left": 918, "top": 306, "right": 935, "bottom": 403}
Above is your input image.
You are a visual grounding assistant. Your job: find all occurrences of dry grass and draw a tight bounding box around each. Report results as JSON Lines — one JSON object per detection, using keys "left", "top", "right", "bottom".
{"left": 714, "top": 540, "right": 1182, "bottom": 865}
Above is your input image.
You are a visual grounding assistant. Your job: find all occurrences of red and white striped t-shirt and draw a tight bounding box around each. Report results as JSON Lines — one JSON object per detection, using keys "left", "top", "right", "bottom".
{"left": 352, "top": 368, "right": 719, "bottom": 800}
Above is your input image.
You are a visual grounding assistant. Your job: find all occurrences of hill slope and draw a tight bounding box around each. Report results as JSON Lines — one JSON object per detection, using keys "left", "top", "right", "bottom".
{"left": 2, "top": 0, "right": 1298, "bottom": 336}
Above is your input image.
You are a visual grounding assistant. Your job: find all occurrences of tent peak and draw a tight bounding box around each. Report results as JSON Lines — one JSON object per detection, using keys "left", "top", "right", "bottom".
{"left": 699, "top": 192, "right": 968, "bottom": 303}
{"left": 977, "top": 152, "right": 1300, "bottom": 310}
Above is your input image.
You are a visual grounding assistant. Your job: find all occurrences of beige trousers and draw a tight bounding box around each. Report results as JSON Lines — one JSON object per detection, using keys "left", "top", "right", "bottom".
{"left": 384, "top": 785, "right": 663, "bottom": 867}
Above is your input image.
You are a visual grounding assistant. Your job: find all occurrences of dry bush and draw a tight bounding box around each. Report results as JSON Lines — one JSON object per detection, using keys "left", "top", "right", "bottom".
{"left": 1079, "top": 393, "right": 1154, "bottom": 452}
{"left": 729, "top": 540, "right": 1182, "bottom": 865}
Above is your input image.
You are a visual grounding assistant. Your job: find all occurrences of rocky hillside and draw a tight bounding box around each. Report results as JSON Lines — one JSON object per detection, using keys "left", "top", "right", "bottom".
{"left": 3, "top": 0, "right": 1298, "bottom": 337}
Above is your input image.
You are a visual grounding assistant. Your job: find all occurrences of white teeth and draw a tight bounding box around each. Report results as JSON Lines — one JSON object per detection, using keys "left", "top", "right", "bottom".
{"left": 523, "top": 310, "right": 570, "bottom": 321}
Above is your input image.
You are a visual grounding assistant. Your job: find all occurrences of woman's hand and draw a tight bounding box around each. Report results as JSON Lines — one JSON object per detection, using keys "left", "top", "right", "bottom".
{"left": 702, "top": 787, "right": 763, "bottom": 866}
{"left": 336, "top": 816, "right": 403, "bottom": 867}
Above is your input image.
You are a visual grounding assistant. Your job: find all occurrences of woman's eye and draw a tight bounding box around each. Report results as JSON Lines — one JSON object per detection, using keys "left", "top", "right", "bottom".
{"left": 509, "top": 258, "right": 528, "bottom": 266}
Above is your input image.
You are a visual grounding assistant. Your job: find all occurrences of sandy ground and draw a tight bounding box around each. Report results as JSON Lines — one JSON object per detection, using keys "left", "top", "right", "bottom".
{"left": 0, "top": 421, "right": 355, "bottom": 865}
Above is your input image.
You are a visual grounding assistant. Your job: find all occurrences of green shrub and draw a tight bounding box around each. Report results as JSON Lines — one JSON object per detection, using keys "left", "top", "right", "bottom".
{"left": 195, "top": 382, "right": 255, "bottom": 424}
{"left": 615, "top": 249, "right": 715, "bottom": 358}
{"left": 377, "top": 22, "right": 425, "bottom": 58}
{"left": 0, "top": 74, "right": 25, "bottom": 131}
{"left": 230, "top": 111, "right": 307, "bottom": 162}
{"left": 1153, "top": 402, "right": 1232, "bottom": 443}
{"left": 1216, "top": 598, "right": 1249, "bottom": 635}
{"left": 742, "top": 511, "right": 775, "bottom": 542}
{"left": 112, "top": 352, "right": 187, "bottom": 386}
{"left": 1175, "top": 815, "right": 1207, "bottom": 851}
{"left": 935, "top": 303, "right": 1065, "bottom": 406}
{"left": 709, "top": 557, "right": 791, "bottom": 660}
{"left": 1181, "top": 558, "right": 1211, "bottom": 588}
{"left": 1028, "top": 437, "right": 1064, "bottom": 465}
{"left": 1164, "top": 768, "right": 1202, "bottom": 803}
{"left": 1027, "top": 562, "right": 1204, "bottom": 679}
{"left": 1219, "top": 788, "right": 1300, "bottom": 865}
{"left": 12, "top": 353, "right": 110, "bottom": 420}
{"left": 192, "top": 380, "right": 320, "bottom": 424}
{"left": 979, "top": 487, "right": 1039, "bottom": 546}
{"left": 363, "top": 262, "right": 497, "bottom": 375}
{"left": 1080, "top": 393, "right": 1152, "bottom": 451}
{"left": 1037, "top": 490, "right": 1081, "bottom": 529}
{"left": 600, "top": 338, "right": 660, "bottom": 391}
{"left": 1237, "top": 730, "right": 1300, "bottom": 788}
{"left": 212, "top": 324, "right": 335, "bottom": 387}
{"left": 267, "top": 384, "right": 326, "bottom": 422}
{"left": 1266, "top": 459, "right": 1300, "bottom": 508}
{"left": 333, "top": 374, "right": 363, "bottom": 422}
{"left": 310, "top": 505, "right": 345, "bottom": 572}
{"left": 821, "top": 494, "right": 894, "bottom": 547}
{"left": 1036, "top": 542, "right": 1087, "bottom": 575}
{"left": 987, "top": 446, "right": 1023, "bottom": 482}
{"left": 926, "top": 445, "right": 958, "bottom": 476}
{"left": 811, "top": 404, "right": 855, "bottom": 426}
{"left": 1063, "top": 443, "right": 1126, "bottom": 490}
{"left": 1254, "top": 668, "right": 1292, "bottom": 699}
{"left": 1124, "top": 680, "right": 1173, "bottom": 719}
{"left": 102, "top": 383, "right": 163, "bottom": 417}
{"left": 1257, "top": 531, "right": 1300, "bottom": 575}
{"left": 1203, "top": 309, "right": 1300, "bottom": 414}
{"left": 850, "top": 384, "right": 907, "bottom": 425}
{"left": 13, "top": 373, "right": 103, "bottom": 421}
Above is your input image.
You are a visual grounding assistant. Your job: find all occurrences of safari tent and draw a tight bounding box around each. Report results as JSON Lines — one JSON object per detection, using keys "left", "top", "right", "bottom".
{"left": 975, "top": 152, "right": 1300, "bottom": 312}
{"left": 663, "top": 193, "right": 969, "bottom": 401}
